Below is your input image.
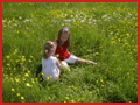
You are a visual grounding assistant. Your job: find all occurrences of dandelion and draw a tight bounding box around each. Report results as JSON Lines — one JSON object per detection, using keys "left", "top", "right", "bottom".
{"left": 21, "top": 58, "right": 26, "bottom": 62}
{"left": 135, "top": 45, "right": 138, "bottom": 48}
{"left": 71, "top": 100, "right": 74, "bottom": 103}
{"left": 101, "top": 85, "right": 104, "bottom": 87}
{"left": 118, "top": 38, "right": 120, "bottom": 42}
{"left": 6, "top": 56, "right": 9, "bottom": 59}
{"left": 22, "top": 77, "right": 26, "bottom": 81}
{"left": 10, "top": 73, "right": 13, "bottom": 76}
{"left": 10, "top": 78, "right": 14, "bottom": 82}
{"left": 73, "top": 87, "right": 77, "bottom": 90}
{"left": 26, "top": 83, "right": 30, "bottom": 87}
{"left": 17, "top": 30, "right": 19, "bottom": 34}
{"left": 100, "top": 79, "right": 103, "bottom": 82}
{"left": 48, "top": 97, "right": 50, "bottom": 99}
{"left": 47, "top": 77, "right": 49, "bottom": 80}
{"left": 87, "top": 49, "right": 90, "bottom": 52}
{"left": 127, "top": 72, "right": 129, "bottom": 75}
{"left": 31, "top": 78, "right": 35, "bottom": 83}
{"left": 7, "top": 63, "right": 10, "bottom": 66}
{"left": 41, "top": 72, "right": 43, "bottom": 76}
{"left": 15, "top": 78, "right": 20, "bottom": 83}
{"left": 129, "top": 101, "right": 132, "bottom": 103}
{"left": 30, "top": 56, "right": 33, "bottom": 58}
{"left": 64, "top": 100, "right": 66, "bottom": 103}
{"left": 12, "top": 89, "right": 15, "bottom": 91}
{"left": 16, "top": 93, "right": 20, "bottom": 97}
{"left": 28, "top": 59, "right": 31, "bottom": 62}
{"left": 31, "top": 13, "right": 34, "bottom": 18}
{"left": 90, "top": 91, "right": 92, "bottom": 93}
{"left": 16, "top": 59, "right": 20, "bottom": 62}
{"left": 21, "top": 96, "right": 24, "bottom": 100}
{"left": 135, "top": 22, "right": 138, "bottom": 27}
{"left": 65, "top": 97, "right": 69, "bottom": 99}
{"left": 129, "top": 52, "right": 132, "bottom": 55}
{"left": 26, "top": 73, "right": 29, "bottom": 77}
{"left": 96, "top": 52, "right": 99, "bottom": 55}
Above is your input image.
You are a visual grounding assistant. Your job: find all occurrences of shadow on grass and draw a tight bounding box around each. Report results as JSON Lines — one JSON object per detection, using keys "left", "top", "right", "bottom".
{"left": 104, "top": 91, "right": 126, "bottom": 103}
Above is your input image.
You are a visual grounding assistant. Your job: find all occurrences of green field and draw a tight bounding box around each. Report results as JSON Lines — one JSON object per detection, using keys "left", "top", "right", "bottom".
{"left": 2, "top": 2, "right": 138, "bottom": 103}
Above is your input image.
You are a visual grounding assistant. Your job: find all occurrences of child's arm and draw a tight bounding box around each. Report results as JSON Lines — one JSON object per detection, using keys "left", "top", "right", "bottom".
{"left": 56, "top": 58, "right": 70, "bottom": 71}
{"left": 66, "top": 48, "right": 71, "bottom": 54}
{"left": 56, "top": 58, "right": 62, "bottom": 69}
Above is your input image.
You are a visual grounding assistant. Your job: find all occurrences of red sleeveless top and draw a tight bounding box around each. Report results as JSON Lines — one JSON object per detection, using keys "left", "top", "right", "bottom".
{"left": 55, "top": 40, "right": 71, "bottom": 61}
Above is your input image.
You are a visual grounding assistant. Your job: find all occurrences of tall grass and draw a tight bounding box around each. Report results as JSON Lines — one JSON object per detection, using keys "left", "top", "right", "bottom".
{"left": 2, "top": 2, "right": 138, "bottom": 103}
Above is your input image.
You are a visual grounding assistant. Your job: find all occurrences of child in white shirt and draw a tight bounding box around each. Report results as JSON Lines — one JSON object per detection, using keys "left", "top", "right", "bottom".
{"left": 41, "top": 41, "right": 62, "bottom": 82}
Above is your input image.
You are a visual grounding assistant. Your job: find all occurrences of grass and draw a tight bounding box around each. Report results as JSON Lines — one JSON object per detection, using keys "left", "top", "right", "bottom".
{"left": 2, "top": 2, "right": 138, "bottom": 103}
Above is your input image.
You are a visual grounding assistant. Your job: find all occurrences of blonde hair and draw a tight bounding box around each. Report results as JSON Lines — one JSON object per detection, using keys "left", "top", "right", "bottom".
{"left": 43, "top": 41, "right": 55, "bottom": 58}
{"left": 57, "top": 27, "right": 70, "bottom": 49}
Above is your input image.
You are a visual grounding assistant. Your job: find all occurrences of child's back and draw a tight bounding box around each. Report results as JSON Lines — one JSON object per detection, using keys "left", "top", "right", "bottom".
{"left": 42, "top": 56, "right": 59, "bottom": 82}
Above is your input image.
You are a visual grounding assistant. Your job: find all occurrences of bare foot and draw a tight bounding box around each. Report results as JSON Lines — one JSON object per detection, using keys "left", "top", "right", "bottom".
{"left": 92, "top": 62, "right": 97, "bottom": 65}
{"left": 88, "top": 61, "right": 97, "bottom": 65}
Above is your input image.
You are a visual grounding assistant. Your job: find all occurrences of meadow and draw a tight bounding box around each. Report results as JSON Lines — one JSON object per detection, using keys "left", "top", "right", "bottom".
{"left": 2, "top": 2, "right": 138, "bottom": 103}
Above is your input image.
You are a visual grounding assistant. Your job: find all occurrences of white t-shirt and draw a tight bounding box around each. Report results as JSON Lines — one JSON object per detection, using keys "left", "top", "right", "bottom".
{"left": 41, "top": 56, "right": 59, "bottom": 81}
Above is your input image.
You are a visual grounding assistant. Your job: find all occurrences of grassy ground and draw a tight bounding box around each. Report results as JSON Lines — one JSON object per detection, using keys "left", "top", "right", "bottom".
{"left": 2, "top": 2, "right": 138, "bottom": 103}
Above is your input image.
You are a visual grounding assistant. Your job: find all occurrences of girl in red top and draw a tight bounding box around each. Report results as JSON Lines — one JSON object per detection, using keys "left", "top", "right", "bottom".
{"left": 54, "top": 27, "right": 97, "bottom": 71}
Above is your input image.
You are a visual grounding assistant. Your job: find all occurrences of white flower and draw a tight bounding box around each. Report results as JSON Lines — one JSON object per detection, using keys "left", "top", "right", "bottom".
{"left": 82, "top": 20, "right": 85, "bottom": 22}
{"left": 108, "top": 16, "right": 112, "bottom": 20}
{"left": 103, "top": 14, "right": 107, "bottom": 17}
{"left": 2, "top": 20, "right": 6, "bottom": 23}
{"left": 19, "top": 16, "right": 22, "bottom": 20}
{"left": 14, "top": 23, "right": 17, "bottom": 27}
{"left": 75, "top": 15, "right": 78, "bottom": 17}
{"left": 62, "top": 23, "right": 64, "bottom": 26}
{"left": 26, "top": 19, "right": 29, "bottom": 22}
{"left": 70, "top": 15, "right": 73, "bottom": 17}
{"left": 128, "top": 13, "right": 132, "bottom": 16}
{"left": 72, "top": 19, "right": 76, "bottom": 22}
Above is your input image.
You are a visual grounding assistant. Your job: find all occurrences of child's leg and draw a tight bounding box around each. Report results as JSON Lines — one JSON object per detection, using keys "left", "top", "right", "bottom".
{"left": 75, "top": 57, "right": 97, "bottom": 65}
{"left": 62, "top": 61, "right": 70, "bottom": 71}
{"left": 69, "top": 54, "right": 97, "bottom": 65}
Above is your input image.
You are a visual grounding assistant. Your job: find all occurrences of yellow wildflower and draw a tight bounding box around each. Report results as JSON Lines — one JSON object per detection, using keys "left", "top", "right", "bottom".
{"left": 12, "top": 89, "right": 15, "bottom": 92}
{"left": 21, "top": 96, "right": 24, "bottom": 100}
{"left": 16, "top": 93, "right": 20, "bottom": 97}
{"left": 100, "top": 79, "right": 103, "bottom": 82}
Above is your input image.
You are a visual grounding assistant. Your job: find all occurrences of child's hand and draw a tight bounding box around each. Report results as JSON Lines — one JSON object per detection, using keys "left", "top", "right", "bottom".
{"left": 68, "top": 51, "right": 71, "bottom": 54}
{"left": 66, "top": 65, "right": 70, "bottom": 71}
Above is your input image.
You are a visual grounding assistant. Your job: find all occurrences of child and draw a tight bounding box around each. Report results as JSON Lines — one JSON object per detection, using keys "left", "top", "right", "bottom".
{"left": 41, "top": 41, "right": 63, "bottom": 82}
{"left": 54, "top": 27, "right": 97, "bottom": 71}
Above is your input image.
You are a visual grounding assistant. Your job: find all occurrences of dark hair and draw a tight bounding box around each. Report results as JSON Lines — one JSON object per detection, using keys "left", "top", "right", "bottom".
{"left": 57, "top": 27, "right": 70, "bottom": 49}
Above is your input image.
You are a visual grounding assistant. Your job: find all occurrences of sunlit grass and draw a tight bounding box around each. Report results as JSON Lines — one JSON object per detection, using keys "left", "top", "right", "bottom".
{"left": 2, "top": 2, "right": 138, "bottom": 103}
